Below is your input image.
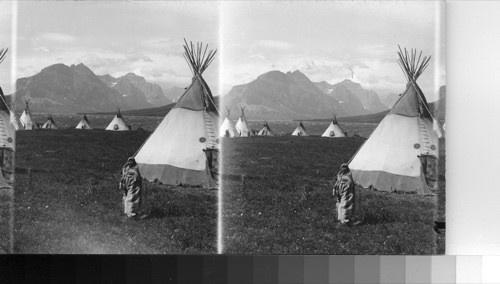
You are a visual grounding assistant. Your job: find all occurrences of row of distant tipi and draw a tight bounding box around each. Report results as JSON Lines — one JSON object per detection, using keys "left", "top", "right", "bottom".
{"left": 220, "top": 107, "right": 346, "bottom": 138}
{"left": 16, "top": 102, "right": 130, "bottom": 131}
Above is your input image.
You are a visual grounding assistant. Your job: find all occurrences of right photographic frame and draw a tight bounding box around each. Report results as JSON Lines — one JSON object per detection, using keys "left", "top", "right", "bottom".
{"left": 220, "top": 1, "right": 446, "bottom": 255}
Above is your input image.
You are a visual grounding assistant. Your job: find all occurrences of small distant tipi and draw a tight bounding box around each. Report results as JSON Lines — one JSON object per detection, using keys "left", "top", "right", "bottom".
{"left": 235, "top": 107, "right": 253, "bottom": 137}
{"left": 19, "top": 100, "right": 37, "bottom": 130}
{"left": 321, "top": 114, "right": 346, "bottom": 138}
{"left": 76, "top": 114, "right": 93, "bottom": 129}
{"left": 134, "top": 40, "right": 219, "bottom": 188}
{"left": 348, "top": 47, "right": 441, "bottom": 195}
{"left": 105, "top": 108, "right": 130, "bottom": 131}
{"left": 257, "top": 122, "right": 274, "bottom": 136}
{"left": 219, "top": 107, "right": 239, "bottom": 138}
{"left": 291, "top": 121, "right": 308, "bottom": 136}
{"left": 41, "top": 114, "right": 58, "bottom": 129}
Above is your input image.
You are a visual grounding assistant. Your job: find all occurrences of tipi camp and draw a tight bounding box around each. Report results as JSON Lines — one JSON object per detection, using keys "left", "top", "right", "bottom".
{"left": 291, "top": 121, "right": 308, "bottom": 136}
{"left": 257, "top": 122, "right": 274, "bottom": 136}
{"left": 41, "top": 115, "right": 58, "bottom": 129}
{"left": 321, "top": 114, "right": 346, "bottom": 138}
{"left": 349, "top": 47, "right": 441, "bottom": 195}
{"left": 19, "top": 100, "right": 38, "bottom": 130}
{"left": 105, "top": 108, "right": 130, "bottom": 131}
{"left": 76, "top": 114, "right": 93, "bottom": 129}
{"left": 235, "top": 107, "right": 253, "bottom": 137}
{"left": 134, "top": 40, "right": 219, "bottom": 188}
{"left": 220, "top": 107, "right": 238, "bottom": 138}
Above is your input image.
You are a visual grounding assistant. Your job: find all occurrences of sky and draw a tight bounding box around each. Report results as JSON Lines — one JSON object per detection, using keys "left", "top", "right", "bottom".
{"left": 0, "top": 1, "right": 14, "bottom": 95}
{"left": 0, "top": 1, "right": 220, "bottom": 95}
{"left": 220, "top": 1, "right": 445, "bottom": 101}
{"left": 0, "top": 1, "right": 445, "bottom": 101}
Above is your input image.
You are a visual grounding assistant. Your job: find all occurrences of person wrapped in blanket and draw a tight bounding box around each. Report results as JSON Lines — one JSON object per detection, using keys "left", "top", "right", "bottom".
{"left": 119, "top": 157, "right": 143, "bottom": 219}
{"left": 333, "top": 163, "right": 358, "bottom": 226}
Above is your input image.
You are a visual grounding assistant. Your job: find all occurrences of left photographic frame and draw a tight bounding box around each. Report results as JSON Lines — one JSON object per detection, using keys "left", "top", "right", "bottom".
{"left": 2, "top": 1, "right": 220, "bottom": 254}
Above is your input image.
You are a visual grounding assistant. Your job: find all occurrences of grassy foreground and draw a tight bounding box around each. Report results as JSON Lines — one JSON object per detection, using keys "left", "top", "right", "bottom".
{"left": 222, "top": 136, "right": 441, "bottom": 254}
{"left": 14, "top": 129, "right": 216, "bottom": 254}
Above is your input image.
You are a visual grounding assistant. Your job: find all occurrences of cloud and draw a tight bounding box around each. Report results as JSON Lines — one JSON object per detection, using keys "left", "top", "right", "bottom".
{"left": 38, "top": 33, "right": 77, "bottom": 43}
{"left": 33, "top": 46, "right": 51, "bottom": 53}
{"left": 251, "top": 40, "right": 294, "bottom": 51}
{"left": 126, "top": 54, "right": 153, "bottom": 63}
{"left": 249, "top": 54, "right": 266, "bottom": 60}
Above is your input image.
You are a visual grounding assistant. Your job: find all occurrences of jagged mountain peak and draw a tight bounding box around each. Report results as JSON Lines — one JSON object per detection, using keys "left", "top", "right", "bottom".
{"left": 70, "top": 63, "right": 94, "bottom": 76}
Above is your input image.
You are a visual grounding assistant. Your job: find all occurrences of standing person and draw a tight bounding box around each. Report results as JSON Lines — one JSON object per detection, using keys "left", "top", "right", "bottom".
{"left": 333, "top": 163, "right": 357, "bottom": 226}
{"left": 120, "top": 157, "right": 143, "bottom": 219}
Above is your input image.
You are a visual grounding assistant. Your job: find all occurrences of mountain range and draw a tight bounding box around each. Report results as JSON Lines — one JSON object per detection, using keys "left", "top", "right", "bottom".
{"left": 314, "top": 79, "right": 387, "bottom": 114}
{"left": 11, "top": 63, "right": 179, "bottom": 113}
{"left": 223, "top": 70, "right": 348, "bottom": 120}
{"left": 222, "top": 70, "right": 390, "bottom": 120}
{"left": 9, "top": 63, "right": 444, "bottom": 121}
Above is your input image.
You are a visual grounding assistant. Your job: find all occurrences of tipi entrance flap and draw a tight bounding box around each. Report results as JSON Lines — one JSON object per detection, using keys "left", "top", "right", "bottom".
{"left": 418, "top": 154, "right": 438, "bottom": 190}
{"left": 0, "top": 112, "right": 15, "bottom": 149}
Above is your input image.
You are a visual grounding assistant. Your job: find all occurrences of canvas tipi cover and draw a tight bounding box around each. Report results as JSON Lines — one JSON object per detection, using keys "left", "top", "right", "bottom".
{"left": 19, "top": 101, "right": 37, "bottom": 130}
{"left": 291, "top": 122, "right": 308, "bottom": 136}
{"left": 349, "top": 48, "right": 441, "bottom": 195}
{"left": 235, "top": 107, "right": 253, "bottom": 137}
{"left": 220, "top": 108, "right": 238, "bottom": 138}
{"left": 134, "top": 41, "right": 219, "bottom": 188}
{"left": 41, "top": 115, "right": 58, "bottom": 129}
{"left": 0, "top": 48, "right": 16, "bottom": 188}
{"left": 257, "top": 122, "right": 274, "bottom": 136}
{"left": 321, "top": 115, "right": 346, "bottom": 137}
{"left": 105, "top": 109, "right": 130, "bottom": 131}
{"left": 76, "top": 114, "right": 93, "bottom": 129}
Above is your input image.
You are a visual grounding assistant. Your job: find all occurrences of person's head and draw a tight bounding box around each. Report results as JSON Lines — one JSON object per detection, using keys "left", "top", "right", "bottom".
{"left": 125, "top": 157, "right": 137, "bottom": 167}
{"left": 339, "top": 163, "right": 350, "bottom": 173}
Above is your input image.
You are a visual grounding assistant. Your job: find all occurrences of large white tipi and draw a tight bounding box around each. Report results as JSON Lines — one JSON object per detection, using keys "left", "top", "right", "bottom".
{"left": 235, "top": 107, "right": 253, "bottom": 137}
{"left": 76, "top": 114, "right": 93, "bottom": 129}
{"left": 41, "top": 115, "right": 58, "bottom": 129}
{"left": 349, "top": 47, "right": 441, "bottom": 195}
{"left": 134, "top": 40, "right": 219, "bottom": 188}
{"left": 321, "top": 114, "right": 346, "bottom": 138}
{"left": 0, "top": 49, "right": 15, "bottom": 188}
{"left": 105, "top": 108, "right": 130, "bottom": 131}
{"left": 19, "top": 101, "right": 37, "bottom": 130}
{"left": 257, "top": 122, "right": 274, "bottom": 136}
{"left": 219, "top": 107, "right": 238, "bottom": 138}
{"left": 291, "top": 121, "right": 308, "bottom": 136}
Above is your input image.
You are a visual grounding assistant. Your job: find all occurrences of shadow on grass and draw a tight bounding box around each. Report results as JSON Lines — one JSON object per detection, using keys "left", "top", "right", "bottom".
{"left": 361, "top": 212, "right": 396, "bottom": 225}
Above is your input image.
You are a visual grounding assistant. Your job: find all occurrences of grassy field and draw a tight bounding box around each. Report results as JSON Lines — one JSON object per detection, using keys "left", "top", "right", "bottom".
{"left": 222, "top": 135, "right": 444, "bottom": 254}
{"left": 436, "top": 138, "right": 446, "bottom": 254}
{"left": 14, "top": 129, "right": 216, "bottom": 254}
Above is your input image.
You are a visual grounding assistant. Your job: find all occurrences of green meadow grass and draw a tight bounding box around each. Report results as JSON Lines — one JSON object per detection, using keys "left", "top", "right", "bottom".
{"left": 222, "top": 136, "right": 444, "bottom": 254}
{"left": 14, "top": 129, "right": 216, "bottom": 254}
